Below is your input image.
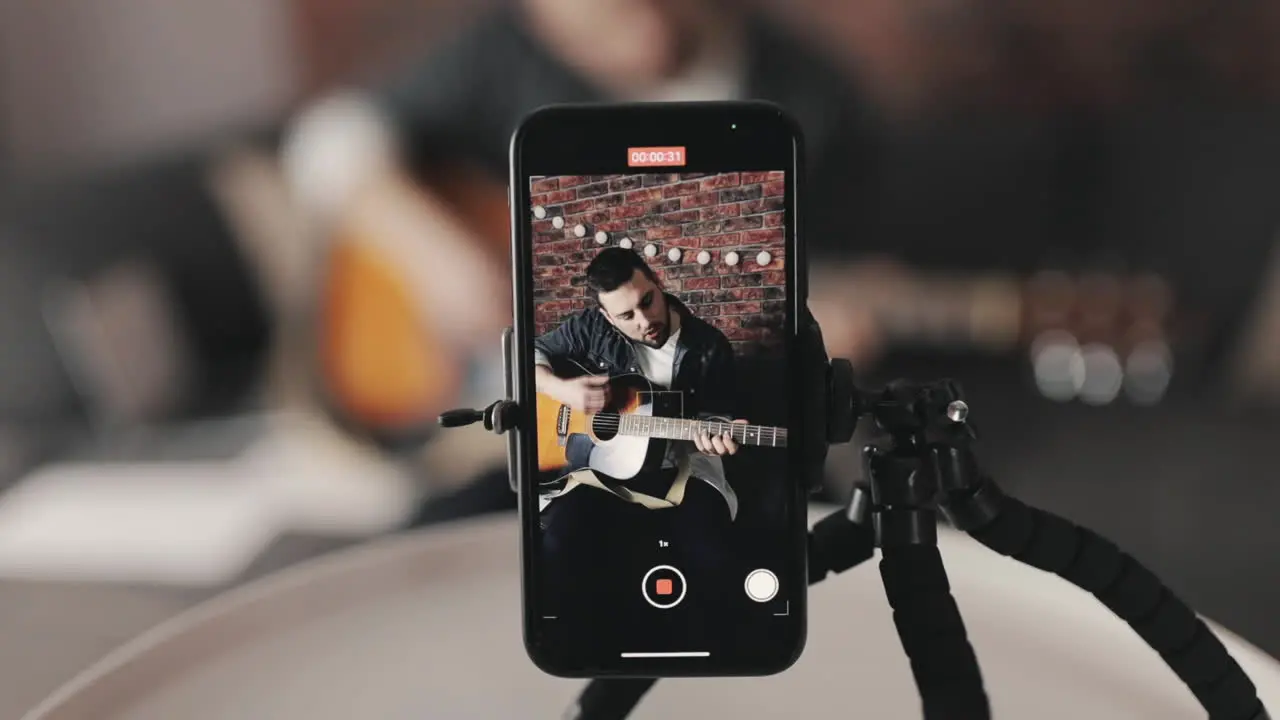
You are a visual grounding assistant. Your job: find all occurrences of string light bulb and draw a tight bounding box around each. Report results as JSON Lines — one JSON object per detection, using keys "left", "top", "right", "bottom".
{"left": 533, "top": 206, "right": 547, "bottom": 219}
{"left": 619, "top": 237, "right": 633, "bottom": 249}
{"left": 595, "top": 231, "right": 608, "bottom": 245}
{"left": 668, "top": 248, "right": 682, "bottom": 262}
{"left": 551, "top": 216, "right": 564, "bottom": 229}
{"left": 725, "top": 251, "right": 740, "bottom": 267}
{"left": 697, "top": 250, "right": 711, "bottom": 265}
{"left": 574, "top": 224, "right": 586, "bottom": 238}
{"left": 644, "top": 243, "right": 658, "bottom": 257}
{"left": 756, "top": 251, "right": 772, "bottom": 266}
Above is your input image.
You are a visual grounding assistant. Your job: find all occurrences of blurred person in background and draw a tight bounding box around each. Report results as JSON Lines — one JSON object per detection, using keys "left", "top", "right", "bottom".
{"left": 279, "top": 0, "right": 887, "bottom": 519}
{"left": 281, "top": 0, "right": 885, "bottom": 368}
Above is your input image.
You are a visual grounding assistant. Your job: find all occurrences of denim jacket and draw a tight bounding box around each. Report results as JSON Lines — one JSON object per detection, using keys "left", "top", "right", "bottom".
{"left": 533, "top": 293, "right": 741, "bottom": 519}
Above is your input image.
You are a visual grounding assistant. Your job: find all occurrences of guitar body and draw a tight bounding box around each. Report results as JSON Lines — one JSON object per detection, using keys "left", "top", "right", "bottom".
{"left": 535, "top": 368, "right": 673, "bottom": 480}
{"left": 313, "top": 163, "right": 510, "bottom": 448}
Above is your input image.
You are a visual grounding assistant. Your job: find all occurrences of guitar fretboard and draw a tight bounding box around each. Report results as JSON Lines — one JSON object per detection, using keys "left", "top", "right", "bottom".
{"left": 618, "top": 415, "right": 787, "bottom": 448}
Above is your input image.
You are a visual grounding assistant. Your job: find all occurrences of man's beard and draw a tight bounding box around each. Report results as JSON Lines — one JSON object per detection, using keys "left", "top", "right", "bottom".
{"left": 637, "top": 308, "right": 671, "bottom": 348}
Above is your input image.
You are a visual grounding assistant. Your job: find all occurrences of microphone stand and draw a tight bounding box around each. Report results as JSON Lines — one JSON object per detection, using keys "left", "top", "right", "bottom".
{"left": 440, "top": 327, "right": 1271, "bottom": 720}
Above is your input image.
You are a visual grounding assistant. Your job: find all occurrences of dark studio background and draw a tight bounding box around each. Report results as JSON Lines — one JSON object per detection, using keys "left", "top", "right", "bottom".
{"left": 1, "top": 0, "right": 1279, "bottom": 715}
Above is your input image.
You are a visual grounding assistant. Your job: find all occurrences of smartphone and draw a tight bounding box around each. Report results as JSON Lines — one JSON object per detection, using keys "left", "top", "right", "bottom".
{"left": 509, "top": 101, "right": 808, "bottom": 678}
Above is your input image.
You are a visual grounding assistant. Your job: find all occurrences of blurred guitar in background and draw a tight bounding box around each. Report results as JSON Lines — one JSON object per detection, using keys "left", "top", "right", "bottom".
{"left": 312, "top": 163, "right": 512, "bottom": 456}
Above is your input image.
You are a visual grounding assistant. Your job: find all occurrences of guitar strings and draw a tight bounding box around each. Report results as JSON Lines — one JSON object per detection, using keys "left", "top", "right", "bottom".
{"left": 579, "top": 412, "right": 786, "bottom": 440}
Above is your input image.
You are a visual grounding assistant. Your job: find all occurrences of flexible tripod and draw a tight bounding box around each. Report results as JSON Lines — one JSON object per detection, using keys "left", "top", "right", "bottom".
{"left": 440, "top": 324, "right": 1271, "bottom": 720}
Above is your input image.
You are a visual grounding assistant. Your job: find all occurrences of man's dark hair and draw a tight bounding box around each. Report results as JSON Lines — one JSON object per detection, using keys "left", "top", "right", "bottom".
{"left": 585, "top": 247, "right": 659, "bottom": 302}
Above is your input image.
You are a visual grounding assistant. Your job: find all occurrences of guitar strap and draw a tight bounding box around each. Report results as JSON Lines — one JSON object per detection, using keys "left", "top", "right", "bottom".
{"left": 556, "top": 453, "right": 693, "bottom": 509}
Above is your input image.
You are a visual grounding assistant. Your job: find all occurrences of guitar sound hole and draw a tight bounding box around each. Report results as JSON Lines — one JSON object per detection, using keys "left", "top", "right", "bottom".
{"left": 591, "top": 414, "right": 620, "bottom": 441}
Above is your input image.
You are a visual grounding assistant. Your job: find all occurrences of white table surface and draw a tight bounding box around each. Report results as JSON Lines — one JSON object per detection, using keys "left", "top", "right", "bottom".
{"left": 23, "top": 508, "right": 1280, "bottom": 720}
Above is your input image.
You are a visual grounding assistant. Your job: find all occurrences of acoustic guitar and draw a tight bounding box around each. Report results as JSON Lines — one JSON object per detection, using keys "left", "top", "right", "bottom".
{"left": 536, "top": 361, "right": 787, "bottom": 480}
{"left": 313, "top": 164, "right": 512, "bottom": 449}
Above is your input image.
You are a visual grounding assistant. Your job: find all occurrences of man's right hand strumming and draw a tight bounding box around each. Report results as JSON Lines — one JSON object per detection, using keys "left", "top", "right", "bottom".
{"left": 537, "top": 367, "right": 611, "bottom": 412}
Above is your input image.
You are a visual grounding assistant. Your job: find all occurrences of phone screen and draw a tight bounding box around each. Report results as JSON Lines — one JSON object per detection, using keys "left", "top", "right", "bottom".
{"left": 510, "top": 103, "right": 807, "bottom": 677}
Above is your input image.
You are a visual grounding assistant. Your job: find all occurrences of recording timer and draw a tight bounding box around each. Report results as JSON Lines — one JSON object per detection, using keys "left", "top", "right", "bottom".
{"left": 627, "top": 146, "right": 686, "bottom": 167}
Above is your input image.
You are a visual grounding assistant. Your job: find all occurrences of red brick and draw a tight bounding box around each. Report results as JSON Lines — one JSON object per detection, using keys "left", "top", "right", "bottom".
{"left": 685, "top": 277, "right": 722, "bottom": 290}
{"left": 609, "top": 176, "right": 643, "bottom": 192}
{"left": 721, "top": 273, "right": 763, "bottom": 287}
{"left": 719, "top": 186, "right": 762, "bottom": 203}
{"left": 577, "top": 182, "right": 610, "bottom": 198}
{"left": 721, "top": 301, "right": 764, "bottom": 315}
{"left": 722, "top": 215, "right": 763, "bottom": 232}
{"left": 662, "top": 278, "right": 683, "bottom": 292}
{"left": 662, "top": 210, "right": 700, "bottom": 224}
{"left": 662, "top": 181, "right": 702, "bottom": 198}
{"left": 763, "top": 212, "right": 784, "bottom": 227}
{"left": 699, "top": 173, "right": 739, "bottom": 190}
{"left": 625, "top": 188, "right": 664, "bottom": 203}
{"left": 645, "top": 226, "right": 683, "bottom": 240}
{"left": 741, "top": 171, "right": 770, "bottom": 184}
{"left": 761, "top": 270, "right": 786, "bottom": 285}
{"left": 594, "top": 193, "right": 624, "bottom": 208}
{"left": 695, "top": 303, "right": 721, "bottom": 316}
{"left": 596, "top": 221, "right": 628, "bottom": 232}
{"left": 611, "top": 204, "right": 647, "bottom": 219}
{"left": 700, "top": 232, "right": 742, "bottom": 248}
{"left": 642, "top": 173, "right": 680, "bottom": 187}
{"left": 683, "top": 220, "right": 723, "bottom": 236}
{"left": 762, "top": 180, "right": 785, "bottom": 197}
{"left": 558, "top": 176, "right": 590, "bottom": 188}
{"left": 565, "top": 199, "right": 594, "bottom": 214}
{"left": 532, "top": 220, "right": 559, "bottom": 235}
{"left": 681, "top": 192, "right": 719, "bottom": 209}
{"left": 744, "top": 228, "right": 784, "bottom": 245}
{"left": 629, "top": 215, "right": 664, "bottom": 230}
{"left": 545, "top": 239, "right": 583, "bottom": 253}
{"left": 531, "top": 178, "right": 559, "bottom": 193}
{"left": 542, "top": 189, "right": 577, "bottom": 203}
{"left": 767, "top": 171, "right": 786, "bottom": 180}
{"left": 711, "top": 288, "right": 765, "bottom": 302}
{"left": 742, "top": 197, "right": 786, "bottom": 214}
{"left": 701, "top": 204, "right": 740, "bottom": 220}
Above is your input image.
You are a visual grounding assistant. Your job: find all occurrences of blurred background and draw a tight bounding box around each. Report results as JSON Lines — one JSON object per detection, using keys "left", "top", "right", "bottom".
{"left": 2, "top": 0, "right": 1280, "bottom": 715}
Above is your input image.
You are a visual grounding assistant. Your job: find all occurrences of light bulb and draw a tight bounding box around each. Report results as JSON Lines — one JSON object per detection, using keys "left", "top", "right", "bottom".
{"left": 697, "top": 250, "right": 711, "bottom": 265}
{"left": 619, "top": 237, "right": 633, "bottom": 249}
{"left": 551, "top": 216, "right": 564, "bottom": 229}
{"left": 725, "top": 251, "right": 740, "bottom": 267}
{"left": 644, "top": 243, "right": 658, "bottom": 257}
{"left": 595, "top": 231, "right": 608, "bottom": 245}
{"left": 533, "top": 205, "right": 547, "bottom": 219}
{"left": 756, "top": 250, "right": 772, "bottom": 266}
{"left": 574, "top": 224, "right": 586, "bottom": 238}
{"left": 668, "top": 248, "right": 682, "bottom": 262}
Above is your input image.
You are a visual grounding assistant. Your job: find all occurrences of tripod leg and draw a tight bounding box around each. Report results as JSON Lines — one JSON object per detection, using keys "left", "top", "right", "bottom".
{"left": 951, "top": 481, "right": 1268, "bottom": 720}
{"left": 566, "top": 505, "right": 879, "bottom": 720}
{"left": 880, "top": 534, "right": 991, "bottom": 720}
{"left": 564, "top": 678, "right": 657, "bottom": 720}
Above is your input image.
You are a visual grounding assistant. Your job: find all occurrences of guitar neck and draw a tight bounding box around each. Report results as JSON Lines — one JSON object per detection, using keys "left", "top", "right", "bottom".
{"left": 618, "top": 415, "right": 787, "bottom": 448}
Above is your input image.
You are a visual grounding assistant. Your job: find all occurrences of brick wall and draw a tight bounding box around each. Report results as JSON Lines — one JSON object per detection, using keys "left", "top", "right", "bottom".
{"left": 530, "top": 172, "right": 788, "bottom": 353}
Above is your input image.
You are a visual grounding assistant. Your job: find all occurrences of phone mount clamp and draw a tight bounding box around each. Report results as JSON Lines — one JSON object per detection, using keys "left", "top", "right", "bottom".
{"left": 439, "top": 317, "right": 1270, "bottom": 720}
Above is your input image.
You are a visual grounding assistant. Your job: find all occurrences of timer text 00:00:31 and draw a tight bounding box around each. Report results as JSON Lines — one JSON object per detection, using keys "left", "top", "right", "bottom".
{"left": 627, "top": 147, "right": 686, "bottom": 167}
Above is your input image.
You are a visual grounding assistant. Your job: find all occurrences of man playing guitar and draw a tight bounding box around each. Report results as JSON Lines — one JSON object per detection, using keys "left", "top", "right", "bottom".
{"left": 533, "top": 248, "right": 750, "bottom": 620}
